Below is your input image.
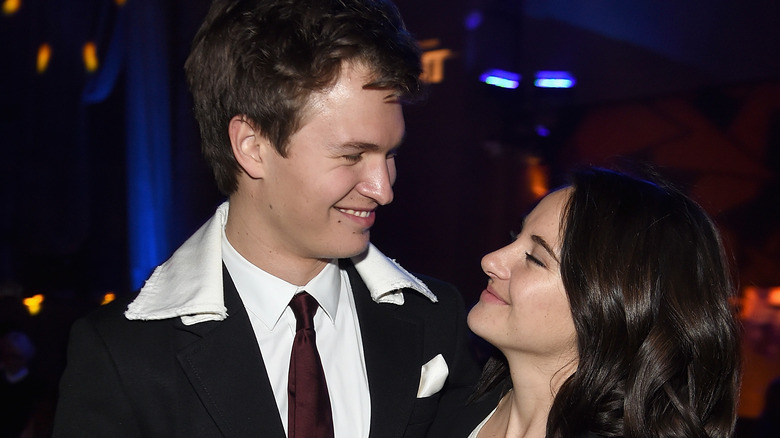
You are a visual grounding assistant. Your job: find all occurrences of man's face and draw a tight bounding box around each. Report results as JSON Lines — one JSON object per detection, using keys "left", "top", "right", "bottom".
{"left": 254, "top": 62, "right": 405, "bottom": 264}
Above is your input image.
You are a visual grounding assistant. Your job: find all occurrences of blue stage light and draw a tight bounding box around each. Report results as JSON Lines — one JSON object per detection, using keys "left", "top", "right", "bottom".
{"left": 480, "top": 69, "right": 521, "bottom": 89}
{"left": 464, "top": 10, "right": 483, "bottom": 30}
{"left": 534, "top": 71, "right": 576, "bottom": 88}
{"left": 535, "top": 124, "right": 551, "bottom": 137}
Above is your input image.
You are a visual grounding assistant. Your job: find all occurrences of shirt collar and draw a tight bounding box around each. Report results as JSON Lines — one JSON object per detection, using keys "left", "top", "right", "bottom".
{"left": 125, "top": 201, "right": 436, "bottom": 325}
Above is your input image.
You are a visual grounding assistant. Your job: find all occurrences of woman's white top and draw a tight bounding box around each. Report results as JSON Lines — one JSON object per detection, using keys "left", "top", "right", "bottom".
{"left": 467, "top": 407, "right": 497, "bottom": 438}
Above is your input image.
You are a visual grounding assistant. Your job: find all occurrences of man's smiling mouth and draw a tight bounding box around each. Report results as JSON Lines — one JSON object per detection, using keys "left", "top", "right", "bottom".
{"left": 337, "top": 208, "right": 371, "bottom": 218}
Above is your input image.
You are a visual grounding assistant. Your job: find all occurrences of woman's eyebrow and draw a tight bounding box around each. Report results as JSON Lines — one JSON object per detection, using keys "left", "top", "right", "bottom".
{"left": 531, "top": 234, "right": 560, "bottom": 264}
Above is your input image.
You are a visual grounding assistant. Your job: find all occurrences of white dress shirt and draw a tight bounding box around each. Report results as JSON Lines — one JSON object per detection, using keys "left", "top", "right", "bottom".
{"left": 222, "top": 233, "right": 370, "bottom": 437}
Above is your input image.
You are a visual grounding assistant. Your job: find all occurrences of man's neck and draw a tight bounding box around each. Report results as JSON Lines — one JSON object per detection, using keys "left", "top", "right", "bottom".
{"left": 225, "top": 198, "right": 330, "bottom": 286}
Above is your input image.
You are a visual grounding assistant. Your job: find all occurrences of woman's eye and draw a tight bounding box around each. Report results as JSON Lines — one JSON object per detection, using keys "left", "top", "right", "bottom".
{"left": 525, "top": 252, "right": 546, "bottom": 268}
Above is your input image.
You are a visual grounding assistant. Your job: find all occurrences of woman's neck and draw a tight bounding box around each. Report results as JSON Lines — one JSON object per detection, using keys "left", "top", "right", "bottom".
{"left": 483, "top": 354, "right": 576, "bottom": 438}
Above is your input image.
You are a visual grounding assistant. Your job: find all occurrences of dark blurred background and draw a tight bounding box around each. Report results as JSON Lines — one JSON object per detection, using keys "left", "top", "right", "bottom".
{"left": 1, "top": 0, "right": 779, "bottom": 436}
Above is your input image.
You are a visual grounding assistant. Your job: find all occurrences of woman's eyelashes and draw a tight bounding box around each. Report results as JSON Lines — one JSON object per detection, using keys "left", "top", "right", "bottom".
{"left": 525, "top": 252, "right": 546, "bottom": 268}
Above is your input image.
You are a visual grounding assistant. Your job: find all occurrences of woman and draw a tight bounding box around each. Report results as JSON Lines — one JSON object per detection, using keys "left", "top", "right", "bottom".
{"left": 450, "top": 167, "right": 741, "bottom": 438}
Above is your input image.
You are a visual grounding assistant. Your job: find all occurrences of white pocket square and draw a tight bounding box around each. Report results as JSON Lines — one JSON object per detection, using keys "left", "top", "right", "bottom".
{"left": 417, "top": 354, "right": 449, "bottom": 398}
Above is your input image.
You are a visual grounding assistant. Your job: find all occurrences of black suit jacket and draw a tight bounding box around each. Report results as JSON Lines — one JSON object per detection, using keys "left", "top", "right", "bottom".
{"left": 53, "top": 261, "right": 478, "bottom": 437}
{"left": 427, "top": 383, "right": 503, "bottom": 438}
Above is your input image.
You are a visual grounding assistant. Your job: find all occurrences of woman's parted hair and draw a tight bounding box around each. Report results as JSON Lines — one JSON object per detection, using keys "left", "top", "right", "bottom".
{"left": 473, "top": 167, "right": 741, "bottom": 438}
{"left": 184, "top": 0, "right": 423, "bottom": 195}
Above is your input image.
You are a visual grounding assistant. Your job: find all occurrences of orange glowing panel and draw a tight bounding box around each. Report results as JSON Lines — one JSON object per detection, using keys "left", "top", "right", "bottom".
{"left": 420, "top": 48, "right": 453, "bottom": 84}
{"left": 23, "top": 294, "right": 44, "bottom": 316}
{"left": 2, "top": 0, "right": 21, "bottom": 15}
{"left": 83, "top": 42, "right": 98, "bottom": 72}
{"left": 37, "top": 43, "right": 51, "bottom": 73}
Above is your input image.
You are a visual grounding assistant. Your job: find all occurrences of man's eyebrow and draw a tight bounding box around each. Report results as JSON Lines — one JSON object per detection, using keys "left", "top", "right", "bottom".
{"left": 531, "top": 234, "right": 560, "bottom": 264}
{"left": 333, "top": 135, "right": 406, "bottom": 153}
{"left": 335, "top": 142, "right": 380, "bottom": 152}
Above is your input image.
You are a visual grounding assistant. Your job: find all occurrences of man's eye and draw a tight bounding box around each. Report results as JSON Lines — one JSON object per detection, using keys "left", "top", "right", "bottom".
{"left": 525, "top": 252, "right": 546, "bottom": 268}
{"left": 343, "top": 154, "right": 362, "bottom": 162}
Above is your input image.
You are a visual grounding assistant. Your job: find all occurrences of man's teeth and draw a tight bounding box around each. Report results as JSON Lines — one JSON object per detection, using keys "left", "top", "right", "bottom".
{"left": 338, "top": 208, "right": 370, "bottom": 218}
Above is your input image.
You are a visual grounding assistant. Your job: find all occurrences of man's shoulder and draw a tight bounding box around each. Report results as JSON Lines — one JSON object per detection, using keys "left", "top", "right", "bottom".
{"left": 397, "top": 273, "right": 466, "bottom": 315}
{"left": 71, "top": 291, "right": 176, "bottom": 343}
{"left": 412, "top": 273, "right": 460, "bottom": 300}
{"left": 413, "top": 272, "right": 458, "bottom": 293}
{"left": 79, "top": 292, "right": 135, "bottom": 325}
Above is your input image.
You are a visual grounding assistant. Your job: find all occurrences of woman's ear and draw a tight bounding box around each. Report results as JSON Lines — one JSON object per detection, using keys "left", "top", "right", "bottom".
{"left": 229, "top": 115, "right": 270, "bottom": 179}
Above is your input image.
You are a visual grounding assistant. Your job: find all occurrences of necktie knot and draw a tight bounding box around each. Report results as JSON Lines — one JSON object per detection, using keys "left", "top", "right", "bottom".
{"left": 289, "top": 292, "right": 318, "bottom": 331}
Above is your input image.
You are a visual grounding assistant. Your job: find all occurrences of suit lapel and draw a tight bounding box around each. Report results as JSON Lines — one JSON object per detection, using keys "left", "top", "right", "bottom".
{"left": 176, "top": 266, "right": 286, "bottom": 437}
{"left": 345, "top": 260, "right": 423, "bottom": 438}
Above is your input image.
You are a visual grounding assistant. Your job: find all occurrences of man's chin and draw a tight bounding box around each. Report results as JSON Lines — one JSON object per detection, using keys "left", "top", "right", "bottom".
{"left": 332, "top": 237, "right": 371, "bottom": 260}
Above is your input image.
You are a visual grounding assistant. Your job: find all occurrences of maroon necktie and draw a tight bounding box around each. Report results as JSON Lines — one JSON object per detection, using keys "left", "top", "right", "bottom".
{"left": 287, "top": 292, "right": 334, "bottom": 438}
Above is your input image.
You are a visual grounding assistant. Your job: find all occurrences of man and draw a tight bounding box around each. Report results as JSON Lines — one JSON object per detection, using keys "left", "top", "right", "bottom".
{"left": 53, "top": 0, "right": 478, "bottom": 437}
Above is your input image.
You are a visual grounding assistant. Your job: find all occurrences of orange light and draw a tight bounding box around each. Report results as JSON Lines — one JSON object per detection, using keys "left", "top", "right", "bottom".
{"left": 101, "top": 292, "right": 116, "bottom": 305}
{"left": 420, "top": 49, "right": 453, "bottom": 84}
{"left": 36, "top": 43, "right": 51, "bottom": 74}
{"left": 114, "top": 0, "right": 126, "bottom": 6}
{"left": 526, "top": 156, "right": 549, "bottom": 199}
{"left": 23, "top": 294, "right": 44, "bottom": 316}
{"left": 83, "top": 41, "right": 99, "bottom": 72}
{"left": 769, "top": 287, "right": 780, "bottom": 307}
{"left": 2, "top": 0, "right": 21, "bottom": 15}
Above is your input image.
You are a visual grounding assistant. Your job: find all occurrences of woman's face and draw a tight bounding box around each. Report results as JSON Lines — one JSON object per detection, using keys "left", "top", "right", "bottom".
{"left": 468, "top": 188, "right": 577, "bottom": 364}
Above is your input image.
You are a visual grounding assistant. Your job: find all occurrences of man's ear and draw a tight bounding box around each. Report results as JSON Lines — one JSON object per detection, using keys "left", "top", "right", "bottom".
{"left": 229, "top": 115, "right": 269, "bottom": 179}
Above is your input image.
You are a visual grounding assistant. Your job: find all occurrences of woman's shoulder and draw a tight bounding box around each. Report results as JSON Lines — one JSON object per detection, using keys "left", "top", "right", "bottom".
{"left": 428, "top": 384, "right": 504, "bottom": 438}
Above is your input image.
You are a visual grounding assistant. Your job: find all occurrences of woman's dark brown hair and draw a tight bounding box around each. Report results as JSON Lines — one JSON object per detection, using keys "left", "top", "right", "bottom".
{"left": 474, "top": 166, "right": 741, "bottom": 438}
